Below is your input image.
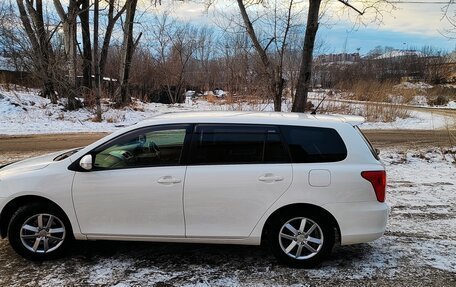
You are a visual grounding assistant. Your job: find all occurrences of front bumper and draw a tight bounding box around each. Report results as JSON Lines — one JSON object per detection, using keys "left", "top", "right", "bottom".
{"left": 0, "top": 197, "right": 8, "bottom": 238}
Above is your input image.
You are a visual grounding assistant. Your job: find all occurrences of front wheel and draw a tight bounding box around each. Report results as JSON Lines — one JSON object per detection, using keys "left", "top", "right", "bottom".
{"left": 269, "top": 212, "right": 335, "bottom": 268}
{"left": 8, "top": 204, "right": 72, "bottom": 261}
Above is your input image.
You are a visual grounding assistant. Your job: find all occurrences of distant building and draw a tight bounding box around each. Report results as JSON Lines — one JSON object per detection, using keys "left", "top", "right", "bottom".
{"left": 315, "top": 53, "right": 360, "bottom": 63}
{"left": 0, "top": 55, "right": 35, "bottom": 87}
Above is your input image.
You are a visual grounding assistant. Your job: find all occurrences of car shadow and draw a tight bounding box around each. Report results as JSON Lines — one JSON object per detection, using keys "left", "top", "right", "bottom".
{"left": 67, "top": 240, "right": 375, "bottom": 269}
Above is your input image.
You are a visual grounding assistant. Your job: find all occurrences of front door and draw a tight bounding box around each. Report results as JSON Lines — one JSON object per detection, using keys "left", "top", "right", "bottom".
{"left": 72, "top": 124, "right": 191, "bottom": 237}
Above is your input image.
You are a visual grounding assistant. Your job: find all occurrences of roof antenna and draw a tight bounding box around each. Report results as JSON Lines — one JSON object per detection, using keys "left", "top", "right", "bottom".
{"left": 311, "top": 96, "right": 326, "bottom": 115}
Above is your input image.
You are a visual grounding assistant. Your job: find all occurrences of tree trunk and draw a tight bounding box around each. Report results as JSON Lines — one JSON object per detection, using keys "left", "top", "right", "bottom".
{"left": 117, "top": 0, "right": 139, "bottom": 105}
{"left": 16, "top": 0, "right": 57, "bottom": 102}
{"left": 54, "top": 0, "right": 80, "bottom": 109}
{"left": 93, "top": 0, "right": 102, "bottom": 120}
{"left": 292, "top": 0, "right": 321, "bottom": 113}
{"left": 79, "top": 0, "right": 92, "bottom": 90}
{"left": 99, "top": 0, "right": 127, "bottom": 79}
{"left": 236, "top": 0, "right": 282, "bottom": 112}
{"left": 273, "top": 67, "right": 284, "bottom": 112}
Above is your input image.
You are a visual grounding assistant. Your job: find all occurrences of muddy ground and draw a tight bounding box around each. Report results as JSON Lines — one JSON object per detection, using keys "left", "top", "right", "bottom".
{"left": 0, "top": 131, "right": 455, "bottom": 286}
{"left": 0, "top": 129, "right": 455, "bottom": 155}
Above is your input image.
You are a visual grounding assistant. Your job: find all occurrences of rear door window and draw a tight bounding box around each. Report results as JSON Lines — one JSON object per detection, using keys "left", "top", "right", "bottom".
{"left": 280, "top": 125, "right": 347, "bottom": 163}
{"left": 189, "top": 124, "right": 289, "bottom": 165}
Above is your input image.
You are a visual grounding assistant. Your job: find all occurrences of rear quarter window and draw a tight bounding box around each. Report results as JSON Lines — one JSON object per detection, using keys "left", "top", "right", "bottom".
{"left": 280, "top": 125, "right": 347, "bottom": 163}
{"left": 354, "top": 126, "right": 380, "bottom": 160}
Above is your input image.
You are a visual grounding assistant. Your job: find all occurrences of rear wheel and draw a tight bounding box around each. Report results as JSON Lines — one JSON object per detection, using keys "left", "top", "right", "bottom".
{"left": 8, "top": 204, "right": 72, "bottom": 260}
{"left": 269, "top": 212, "right": 334, "bottom": 268}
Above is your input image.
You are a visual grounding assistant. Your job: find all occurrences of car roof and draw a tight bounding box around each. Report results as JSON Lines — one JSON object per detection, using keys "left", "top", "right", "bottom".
{"left": 139, "top": 111, "right": 365, "bottom": 126}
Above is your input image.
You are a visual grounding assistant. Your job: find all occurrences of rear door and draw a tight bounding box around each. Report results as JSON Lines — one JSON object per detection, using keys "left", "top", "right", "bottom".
{"left": 183, "top": 124, "right": 293, "bottom": 238}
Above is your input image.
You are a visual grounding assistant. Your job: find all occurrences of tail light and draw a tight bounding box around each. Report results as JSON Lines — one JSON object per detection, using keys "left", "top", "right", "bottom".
{"left": 361, "top": 170, "right": 386, "bottom": 202}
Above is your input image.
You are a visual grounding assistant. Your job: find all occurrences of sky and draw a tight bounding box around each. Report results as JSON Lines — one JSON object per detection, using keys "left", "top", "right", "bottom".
{"left": 147, "top": 0, "right": 456, "bottom": 55}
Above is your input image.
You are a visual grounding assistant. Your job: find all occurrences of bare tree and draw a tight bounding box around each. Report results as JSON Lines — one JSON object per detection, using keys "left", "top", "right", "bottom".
{"left": 292, "top": 0, "right": 393, "bottom": 112}
{"left": 93, "top": 0, "right": 101, "bottom": 120}
{"left": 15, "top": 0, "right": 57, "bottom": 102}
{"left": 79, "top": 0, "right": 92, "bottom": 91}
{"left": 53, "top": 0, "right": 81, "bottom": 109}
{"left": 236, "top": 0, "right": 300, "bottom": 111}
{"left": 291, "top": 0, "right": 321, "bottom": 112}
{"left": 192, "top": 27, "right": 216, "bottom": 91}
{"left": 53, "top": 0, "right": 78, "bottom": 87}
{"left": 117, "top": 0, "right": 142, "bottom": 105}
{"left": 99, "top": 0, "right": 127, "bottom": 78}
{"left": 92, "top": 0, "right": 127, "bottom": 118}
{"left": 442, "top": 1, "right": 456, "bottom": 38}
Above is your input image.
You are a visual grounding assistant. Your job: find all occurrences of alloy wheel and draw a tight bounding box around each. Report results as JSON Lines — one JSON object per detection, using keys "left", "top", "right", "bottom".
{"left": 19, "top": 213, "right": 66, "bottom": 254}
{"left": 278, "top": 217, "right": 324, "bottom": 260}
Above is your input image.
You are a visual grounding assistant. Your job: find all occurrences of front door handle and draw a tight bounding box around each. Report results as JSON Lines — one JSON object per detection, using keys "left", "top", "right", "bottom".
{"left": 157, "top": 176, "right": 182, "bottom": 185}
{"left": 258, "top": 173, "right": 284, "bottom": 183}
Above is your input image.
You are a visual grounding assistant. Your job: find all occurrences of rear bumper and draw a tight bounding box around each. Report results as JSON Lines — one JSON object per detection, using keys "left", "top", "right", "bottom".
{"left": 323, "top": 201, "right": 389, "bottom": 245}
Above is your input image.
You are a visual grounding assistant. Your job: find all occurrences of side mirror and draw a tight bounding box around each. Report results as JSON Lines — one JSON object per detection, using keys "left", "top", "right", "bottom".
{"left": 79, "top": 154, "right": 93, "bottom": 171}
{"left": 375, "top": 148, "right": 380, "bottom": 155}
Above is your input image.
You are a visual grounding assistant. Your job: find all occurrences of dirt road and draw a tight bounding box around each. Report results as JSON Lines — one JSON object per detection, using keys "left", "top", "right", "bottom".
{"left": 0, "top": 129, "right": 454, "bottom": 157}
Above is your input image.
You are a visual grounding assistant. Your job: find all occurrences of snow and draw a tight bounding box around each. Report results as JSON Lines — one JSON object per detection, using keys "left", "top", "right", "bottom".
{"left": 360, "top": 110, "right": 453, "bottom": 130}
{"left": 0, "top": 89, "right": 209, "bottom": 135}
{"left": 0, "top": 88, "right": 454, "bottom": 135}
{"left": 394, "top": 81, "right": 433, "bottom": 90}
{"left": 409, "top": 95, "right": 428, "bottom": 106}
{"left": 1, "top": 147, "right": 455, "bottom": 285}
{"left": 374, "top": 50, "right": 424, "bottom": 60}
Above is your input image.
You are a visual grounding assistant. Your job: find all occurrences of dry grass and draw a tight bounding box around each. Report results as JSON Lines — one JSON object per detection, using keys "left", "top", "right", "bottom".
{"left": 344, "top": 80, "right": 395, "bottom": 102}
{"left": 393, "top": 88, "right": 421, "bottom": 104}
{"left": 105, "top": 117, "right": 117, "bottom": 123}
{"left": 338, "top": 79, "right": 455, "bottom": 106}
{"left": 205, "top": 94, "right": 218, "bottom": 104}
{"left": 91, "top": 115, "right": 102, "bottom": 123}
{"left": 130, "top": 101, "right": 145, "bottom": 112}
{"left": 318, "top": 99, "right": 410, "bottom": 122}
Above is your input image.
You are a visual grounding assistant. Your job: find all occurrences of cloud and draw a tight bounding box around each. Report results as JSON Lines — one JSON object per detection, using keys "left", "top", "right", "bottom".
{"left": 377, "top": 3, "right": 450, "bottom": 36}
{"left": 136, "top": 0, "right": 454, "bottom": 52}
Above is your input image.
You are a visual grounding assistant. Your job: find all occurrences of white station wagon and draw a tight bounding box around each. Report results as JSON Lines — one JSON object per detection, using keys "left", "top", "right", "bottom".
{"left": 0, "top": 111, "right": 388, "bottom": 267}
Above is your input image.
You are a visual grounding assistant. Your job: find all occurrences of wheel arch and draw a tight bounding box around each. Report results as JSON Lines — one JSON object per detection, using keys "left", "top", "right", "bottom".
{"left": 260, "top": 203, "right": 341, "bottom": 245}
{"left": 0, "top": 195, "right": 73, "bottom": 239}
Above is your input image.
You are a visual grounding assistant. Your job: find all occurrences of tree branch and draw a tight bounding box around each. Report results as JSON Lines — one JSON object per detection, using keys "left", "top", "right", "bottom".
{"left": 337, "top": 0, "right": 364, "bottom": 15}
{"left": 236, "top": 0, "right": 271, "bottom": 72}
{"left": 53, "top": 0, "right": 67, "bottom": 21}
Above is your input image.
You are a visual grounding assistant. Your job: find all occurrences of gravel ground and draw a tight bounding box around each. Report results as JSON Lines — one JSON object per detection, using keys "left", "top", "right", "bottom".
{"left": 0, "top": 148, "right": 455, "bottom": 286}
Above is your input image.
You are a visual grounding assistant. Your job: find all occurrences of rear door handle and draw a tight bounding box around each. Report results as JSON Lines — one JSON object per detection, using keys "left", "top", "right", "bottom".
{"left": 157, "top": 176, "right": 182, "bottom": 185}
{"left": 258, "top": 173, "right": 284, "bottom": 183}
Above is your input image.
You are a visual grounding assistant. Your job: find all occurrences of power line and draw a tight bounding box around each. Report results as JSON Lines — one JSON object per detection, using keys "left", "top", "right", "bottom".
{"left": 389, "top": 1, "right": 452, "bottom": 4}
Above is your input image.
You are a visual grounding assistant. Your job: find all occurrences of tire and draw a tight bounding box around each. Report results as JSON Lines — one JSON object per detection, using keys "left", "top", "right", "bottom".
{"left": 7, "top": 203, "right": 72, "bottom": 261}
{"left": 268, "top": 211, "right": 335, "bottom": 268}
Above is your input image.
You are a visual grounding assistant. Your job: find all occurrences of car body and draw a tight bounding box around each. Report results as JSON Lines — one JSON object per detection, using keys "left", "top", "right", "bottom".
{"left": 0, "top": 111, "right": 388, "bottom": 267}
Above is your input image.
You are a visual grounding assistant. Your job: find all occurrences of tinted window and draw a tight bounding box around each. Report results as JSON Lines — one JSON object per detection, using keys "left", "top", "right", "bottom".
{"left": 264, "top": 133, "right": 290, "bottom": 163}
{"left": 354, "top": 126, "right": 380, "bottom": 160}
{"left": 280, "top": 126, "right": 347, "bottom": 163}
{"left": 189, "top": 124, "right": 289, "bottom": 165}
{"left": 93, "top": 125, "right": 189, "bottom": 169}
